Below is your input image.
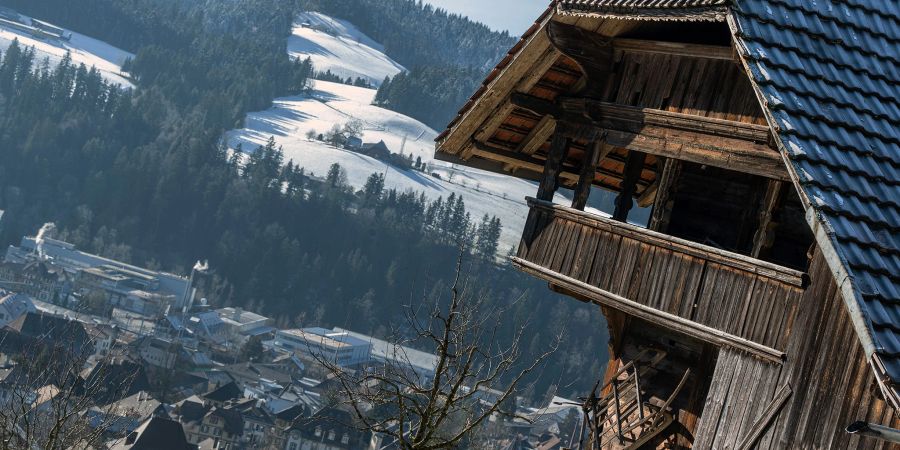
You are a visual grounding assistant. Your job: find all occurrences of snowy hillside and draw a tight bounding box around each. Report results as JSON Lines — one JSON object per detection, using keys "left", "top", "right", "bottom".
{"left": 0, "top": 11, "right": 133, "bottom": 87}
{"left": 289, "top": 12, "right": 405, "bottom": 86}
{"left": 228, "top": 12, "right": 572, "bottom": 252}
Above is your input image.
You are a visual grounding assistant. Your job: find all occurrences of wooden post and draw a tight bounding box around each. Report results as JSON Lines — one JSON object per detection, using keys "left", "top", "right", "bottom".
{"left": 571, "top": 141, "right": 609, "bottom": 210}
{"left": 613, "top": 150, "right": 647, "bottom": 222}
{"left": 536, "top": 131, "right": 571, "bottom": 201}
{"left": 648, "top": 158, "right": 682, "bottom": 232}
{"left": 751, "top": 180, "right": 784, "bottom": 258}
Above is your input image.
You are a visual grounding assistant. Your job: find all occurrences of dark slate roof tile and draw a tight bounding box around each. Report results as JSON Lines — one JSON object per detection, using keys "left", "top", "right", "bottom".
{"left": 742, "top": 1, "right": 900, "bottom": 59}
{"left": 873, "top": 326, "right": 900, "bottom": 355}
{"left": 829, "top": 215, "right": 900, "bottom": 253}
{"left": 840, "top": 240, "right": 900, "bottom": 279}
{"left": 772, "top": 0, "right": 900, "bottom": 39}
{"left": 743, "top": 43, "right": 900, "bottom": 102}
{"left": 795, "top": 161, "right": 900, "bottom": 209}
{"left": 856, "top": 270, "right": 900, "bottom": 302}
{"left": 771, "top": 111, "right": 898, "bottom": 164}
{"left": 734, "top": 0, "right": 900, "bottom": 391}
{"left": 865, "top": 300, "right": 900, "bottom": 334}
{"left": 737, "top": 19, "right": 900, "bottom": 80}
{"left": 808, "top": 187, "right": 900, "bottom": 229}
{"left": 837, "top": 0, "right": 900, "bottom": 21}
{"left": 782, "top": 136, "right": 900, "bottom": 183}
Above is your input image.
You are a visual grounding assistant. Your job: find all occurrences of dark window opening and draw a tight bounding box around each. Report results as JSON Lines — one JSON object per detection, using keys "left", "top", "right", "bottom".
{"left": 759, "top": 188, "right": 815, "bottom": 271}
{"left": 665, "top": 162, "right": 766, "bottom": 254}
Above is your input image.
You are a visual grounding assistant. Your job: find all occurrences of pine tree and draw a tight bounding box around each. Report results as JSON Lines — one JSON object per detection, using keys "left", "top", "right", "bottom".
{"left": 362, "top": 173, "right": 385, "bottom": 207}
{"left": 326, "top": 163, "right": 347, "bottom": 189}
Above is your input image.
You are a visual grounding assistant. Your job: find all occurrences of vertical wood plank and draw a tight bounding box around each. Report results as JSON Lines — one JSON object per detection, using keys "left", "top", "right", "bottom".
{"left": 536, "top": 132, "right": 570, "bottom": 201}
{"left": 648, "top": 158, "right": 681, "bottom": 233}
{"left": 613, "top": 150, "right": 647, "bottom": 222}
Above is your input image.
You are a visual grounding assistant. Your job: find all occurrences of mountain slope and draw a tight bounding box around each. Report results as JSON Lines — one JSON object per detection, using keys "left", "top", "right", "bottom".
{"left": 289, "top": 12, "right": 404, "bottom": 86}
{"left": 225, "top": 11, "right": 585, "bottom": 251}
{"left": 0, "top": 11, "right": 133, "bottom": 87}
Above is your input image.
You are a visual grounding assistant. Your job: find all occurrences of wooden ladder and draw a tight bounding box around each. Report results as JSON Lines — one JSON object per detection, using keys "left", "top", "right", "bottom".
{"left": 580, "top": 349, "right": 691, "bottom": 450}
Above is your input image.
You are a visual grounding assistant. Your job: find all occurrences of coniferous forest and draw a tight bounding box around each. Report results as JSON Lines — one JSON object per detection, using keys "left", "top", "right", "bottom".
{"left": 0, "top": 0, "right": 608, "bottom": 400}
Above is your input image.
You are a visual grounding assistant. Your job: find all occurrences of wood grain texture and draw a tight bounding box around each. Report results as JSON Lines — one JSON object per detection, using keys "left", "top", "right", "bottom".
{"left": 514, "top": 200, "right": 804, "bottom": 356}
{"left": 692, "top": 248, "right": 899, "bottom": 449}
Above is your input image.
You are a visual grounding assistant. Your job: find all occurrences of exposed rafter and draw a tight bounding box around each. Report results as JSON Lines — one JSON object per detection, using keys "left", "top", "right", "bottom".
{"left": 613, "top": 38, "right": 735, "bottom": 61}
{"left": 509, "top": 93, "right": 788, "bottom": 180}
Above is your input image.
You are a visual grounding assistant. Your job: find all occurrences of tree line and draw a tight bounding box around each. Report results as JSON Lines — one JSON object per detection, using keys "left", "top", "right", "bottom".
{"left": 0, "top": 0, "right": 609, "bottom": 401}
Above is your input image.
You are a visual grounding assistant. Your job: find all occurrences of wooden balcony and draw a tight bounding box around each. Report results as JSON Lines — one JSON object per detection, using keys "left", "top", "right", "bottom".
{"left": 512, "top": 198, "right": 807, "bottom": 362}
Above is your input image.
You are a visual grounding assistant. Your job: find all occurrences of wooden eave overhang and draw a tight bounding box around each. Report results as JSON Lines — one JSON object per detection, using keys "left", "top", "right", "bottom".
{"left": 435, "top": 8, "right": 789, "bottom": 204}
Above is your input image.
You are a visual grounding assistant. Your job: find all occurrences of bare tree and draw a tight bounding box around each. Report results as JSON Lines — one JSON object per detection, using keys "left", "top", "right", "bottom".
{"left": 0, "top": 318, "right": 139, "bottom": 449}
{"left": 316, "top": 258, "right": 560, "bottom": 449}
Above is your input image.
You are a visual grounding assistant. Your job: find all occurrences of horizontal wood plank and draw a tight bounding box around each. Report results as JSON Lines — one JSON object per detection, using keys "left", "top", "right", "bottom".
{"left": 613, "top": 38, "right": 735, "bottom": 61}
{"left": 511, "top": 256, "right": 786, "bottom": 363}
{"left": 526, "top": 198, "right": 806, "bottom": 286}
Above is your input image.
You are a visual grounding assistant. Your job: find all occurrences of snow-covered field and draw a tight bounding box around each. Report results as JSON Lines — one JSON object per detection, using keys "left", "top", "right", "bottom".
{"left": 289, "top": 12, "right": 404, "bottom": 87}
{"left": 228, "top": 12, "right": 573, "bottom": 252}
{"left": 0, "top": 13, "right": 134, "bottom": 87}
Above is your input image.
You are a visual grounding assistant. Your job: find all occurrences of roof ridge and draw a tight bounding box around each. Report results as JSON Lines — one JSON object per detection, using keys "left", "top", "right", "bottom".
{"left": 734, "top": 10, "right": 900, "bottom": 75}
{"left": 763, "top": 0, "right": 900, "bottom": 44}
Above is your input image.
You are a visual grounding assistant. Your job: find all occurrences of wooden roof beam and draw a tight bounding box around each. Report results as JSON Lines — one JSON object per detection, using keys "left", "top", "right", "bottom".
{"left": 613, "top": 38, "right": 735, "bottom": 61}
{"left": 469, "top": 141, "right": 636, "bottom": 187}
{"left": 512, "top": 93, "right": 772, "bottom": 142}
{"left": 509, "top": 93, "right": 789, "bottom": 180}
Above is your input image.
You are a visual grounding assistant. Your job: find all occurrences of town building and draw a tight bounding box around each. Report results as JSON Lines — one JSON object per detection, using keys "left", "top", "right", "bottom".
{"left": 132, "top": 336, "right": 180, "bottom": 370}
{"left": 108, "top": 415, "right": 197, "bottom": 450}
{"left": 86, "top": 391, "right": 165, "bottom": 436}
{"left": 5, "top": 232, "right": 192, "bottom": 314}
{"left": 333, "top": 327, "right": 438, "bottom": 383}
{"left": 272, "top": 328, "right": 371, "bottom": 368}
{"left": 0, "top": 260, "right": 71, "bottom": 303}
{"left": 216, "top": 307, "right": 274, "bottom": 343}
{"left": 283, "top": 406, "right": 371, "bottom": 450}
{"left": 435, "top": 1, "right": 900, "bottom": 447}
{"left": 0, "top": 293, "right": 35, "bottom": 328}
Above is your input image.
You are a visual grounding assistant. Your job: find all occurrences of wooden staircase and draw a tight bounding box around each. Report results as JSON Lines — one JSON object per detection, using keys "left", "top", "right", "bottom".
{"left": 577, "top": 349, "right": 691, "bottom": 450}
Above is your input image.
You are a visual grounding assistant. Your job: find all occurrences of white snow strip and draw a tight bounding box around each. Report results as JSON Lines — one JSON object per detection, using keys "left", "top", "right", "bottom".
{"left": 289, "top": 12, "right": 405, "bottom": 86}
{"left": 226, "top": 79, "right": 574, "bottom": 251}
{"left": 0, "top": 14, "right": 133, "bottom": 87}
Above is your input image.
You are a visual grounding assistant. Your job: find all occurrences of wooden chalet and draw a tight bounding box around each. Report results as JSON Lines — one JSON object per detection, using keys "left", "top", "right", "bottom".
{"left": 435, "top": 0, "right": 900, "bottom": 448}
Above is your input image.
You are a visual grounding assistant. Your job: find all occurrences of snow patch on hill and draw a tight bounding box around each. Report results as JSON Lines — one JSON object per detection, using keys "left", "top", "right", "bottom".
{"left": 227, "top": 79, "right": 571, "bottom": 252}
{"left": 289, "top": 12, "right": 404, "bottom": 86}
{"left": 227, "top": 12, "right": 577, "bottom": 251}
{"left": 0, "top": 13, "right": 134, "bottom": 87}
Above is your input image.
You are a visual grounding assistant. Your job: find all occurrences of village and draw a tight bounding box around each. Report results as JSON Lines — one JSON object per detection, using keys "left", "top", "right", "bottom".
{"left": 0, "top": 225, "right": 579, "bottom": 449}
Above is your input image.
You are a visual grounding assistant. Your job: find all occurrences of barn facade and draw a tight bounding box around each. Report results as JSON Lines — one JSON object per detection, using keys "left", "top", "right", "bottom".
{"left": 436, "top": 1, "right": 899, "bottom": 448}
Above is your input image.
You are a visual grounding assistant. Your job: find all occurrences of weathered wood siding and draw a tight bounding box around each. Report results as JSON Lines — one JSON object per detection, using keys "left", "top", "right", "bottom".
{"left": 517, "top": 199, "right": 804, "bottom": 350}
{"left": 604, "top": 51, "right": 767, "bottom": 125}
{"left": 693, "top": 248, "right": 900, "bottom": 449}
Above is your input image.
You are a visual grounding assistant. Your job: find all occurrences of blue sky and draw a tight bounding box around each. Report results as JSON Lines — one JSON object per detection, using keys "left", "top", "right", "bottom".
{"left": 426, "top": 0, "right": 549, "bottom": 35}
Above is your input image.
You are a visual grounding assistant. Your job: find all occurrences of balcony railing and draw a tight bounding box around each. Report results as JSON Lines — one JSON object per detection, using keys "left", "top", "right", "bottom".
{"left": 513, "top": 198, "right": 807, "bottom": 360}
